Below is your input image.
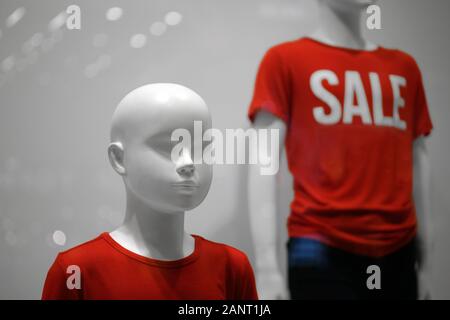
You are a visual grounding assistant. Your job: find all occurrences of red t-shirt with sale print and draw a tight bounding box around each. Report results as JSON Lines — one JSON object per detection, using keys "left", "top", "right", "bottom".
{"left": 42, "top": 233, "right": 258, "bottom": 300}
{"left": 248, "top": 37, "right": 433, "bottom": 257}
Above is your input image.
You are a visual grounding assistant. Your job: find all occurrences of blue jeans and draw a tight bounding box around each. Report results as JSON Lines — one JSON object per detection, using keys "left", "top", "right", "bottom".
{"left": 287, "top": 237, "right": 418, "bottom": 300}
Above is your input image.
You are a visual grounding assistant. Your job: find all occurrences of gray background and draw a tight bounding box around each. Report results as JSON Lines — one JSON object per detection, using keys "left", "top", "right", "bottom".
{"left": 0, "top": 0, "right": 449, "bottom": 299}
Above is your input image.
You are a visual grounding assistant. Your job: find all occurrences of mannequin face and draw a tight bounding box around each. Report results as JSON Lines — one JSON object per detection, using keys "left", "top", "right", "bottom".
{"left": 109, "top": 83, "right": 212, "bottom": 214}
{"left": 321, "top": 0, "right": 377, "bottom": 11}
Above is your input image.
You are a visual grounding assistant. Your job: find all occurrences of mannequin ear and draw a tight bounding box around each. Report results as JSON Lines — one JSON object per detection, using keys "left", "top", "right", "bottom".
{"left": 108, "top": 142, "right": 126, "bottom": 175}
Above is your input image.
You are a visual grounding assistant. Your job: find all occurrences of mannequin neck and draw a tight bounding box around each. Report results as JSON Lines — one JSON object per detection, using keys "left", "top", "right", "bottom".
{"left": 312, "top": 2, "right": 371, "bottom": 50}
{"left": 110, "top": 190, "right": 194, "bottom": 260}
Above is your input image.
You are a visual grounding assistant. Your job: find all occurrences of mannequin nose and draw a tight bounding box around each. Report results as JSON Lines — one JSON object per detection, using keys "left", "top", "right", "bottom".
{"left": 176, "top": 148, "right": 195, "bottom": 176}
{"left": 177, "top": 163, "right": 195, "bottom": 176}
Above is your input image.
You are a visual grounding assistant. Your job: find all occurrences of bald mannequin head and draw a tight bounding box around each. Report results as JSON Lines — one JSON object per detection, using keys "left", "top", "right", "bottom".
{"left": 108, "top": 83, "right": 212, "bottom": 214}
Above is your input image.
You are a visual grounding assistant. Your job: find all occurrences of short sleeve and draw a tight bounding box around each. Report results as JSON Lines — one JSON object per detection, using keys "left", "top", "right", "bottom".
{"left": 231, "top": 253, "right": 258, "bottom": 300}
{"left": 248, "top": 47, "right": 291, "bottom": 124}
{"left": 412, "top": 68, "right": 433, "bottom": 139}
{"left": 41, "top": 254, "right": 82, "bottom": 300}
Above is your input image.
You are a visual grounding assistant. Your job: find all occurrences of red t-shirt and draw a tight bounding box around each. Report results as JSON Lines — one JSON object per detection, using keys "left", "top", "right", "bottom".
{"left": 248, "top": 37, "right": 433, "bottom": 257}
{"left": 42, "top": 233, "right": 258, "bottom": 300}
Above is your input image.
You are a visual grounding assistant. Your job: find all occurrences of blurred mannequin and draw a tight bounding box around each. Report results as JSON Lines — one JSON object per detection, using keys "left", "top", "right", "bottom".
{"left": 248, "top": 0, "right": 432, "bottom": 299}
{"left": 43, "top": 83, "right": 258, "bottom": 300}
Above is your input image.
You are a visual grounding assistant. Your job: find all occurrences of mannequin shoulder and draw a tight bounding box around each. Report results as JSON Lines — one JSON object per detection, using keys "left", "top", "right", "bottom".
{"left": 382, "top": 47, "right": 422, "bottom": 71}
{"left": 262, "top": 38, "right": 306, "bottom": 60}
{"left": 196, "top": 236, "right": 252, "bottom": 266}
{"left": 52, "top": 233, "right": 110, "bottom": 268}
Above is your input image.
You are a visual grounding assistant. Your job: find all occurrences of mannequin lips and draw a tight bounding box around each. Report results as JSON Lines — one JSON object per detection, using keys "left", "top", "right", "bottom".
{"left": 171, "top": 180, "right": 199, "bottom": 190}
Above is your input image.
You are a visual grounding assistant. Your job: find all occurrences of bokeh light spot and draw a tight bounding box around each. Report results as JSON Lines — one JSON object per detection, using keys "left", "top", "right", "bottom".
{"left": 130, "top": 33, "right": 147, "bottom": 49}
{"left": 150, "top": 22, "right": 166, "bottom": 36}
{"left": 6, "top": 7, "right": 26, "bottom": 28}
{"left": 106, "top": 7, "right": 123, "bottom": 21}
{"left": 52, "top": 230, "right": 66, "bottom": 246}
{"left": 165, "top": 11, "right": 183, "bottom": 26}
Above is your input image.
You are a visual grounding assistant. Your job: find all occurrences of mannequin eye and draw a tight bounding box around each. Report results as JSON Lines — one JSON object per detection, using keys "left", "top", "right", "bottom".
{"left": 191, "top": 137, "right": 213, "bottom": 155}
{"left": 146, "top": 134, "right": 173, "bottom": 157}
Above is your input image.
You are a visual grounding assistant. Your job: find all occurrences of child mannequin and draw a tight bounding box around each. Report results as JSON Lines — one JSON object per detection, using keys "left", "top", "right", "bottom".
{"left": 42, "top": 83, "right": 258, "bottom": 300}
